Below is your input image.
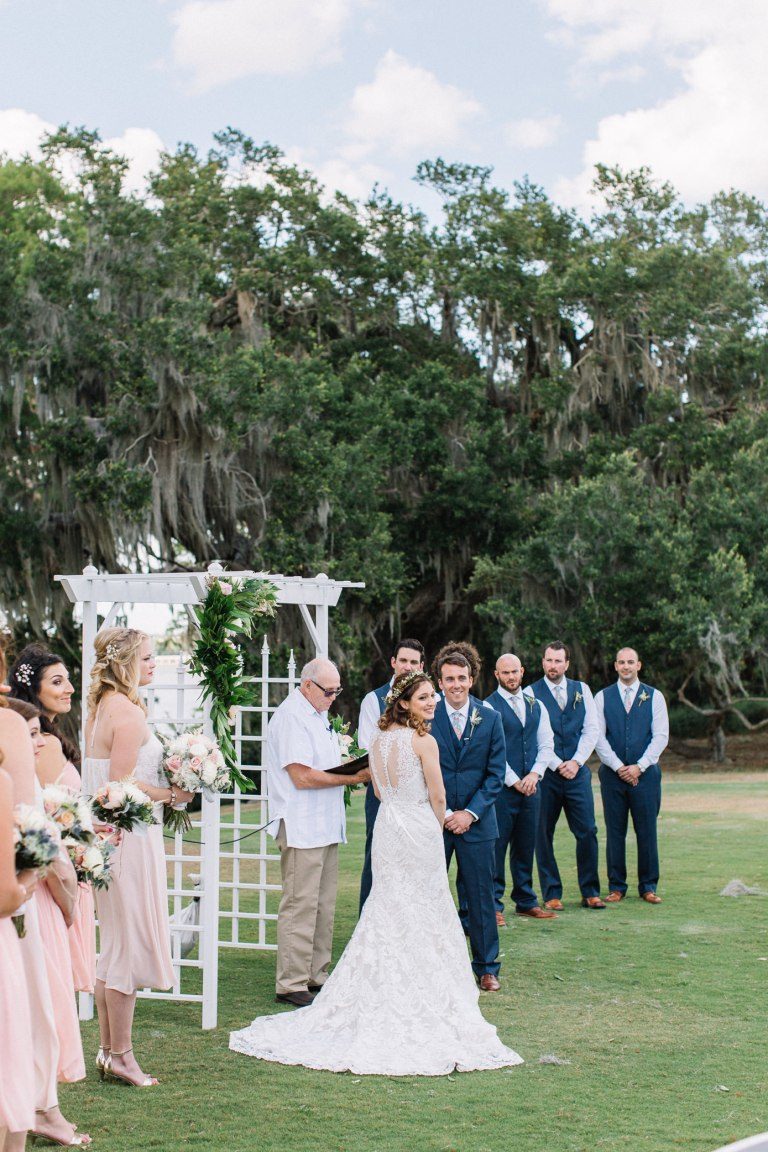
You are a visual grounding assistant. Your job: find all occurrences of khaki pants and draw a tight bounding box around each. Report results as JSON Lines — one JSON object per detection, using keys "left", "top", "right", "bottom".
{"left": 275, "top": 822, "right": 339, "bottom": 995}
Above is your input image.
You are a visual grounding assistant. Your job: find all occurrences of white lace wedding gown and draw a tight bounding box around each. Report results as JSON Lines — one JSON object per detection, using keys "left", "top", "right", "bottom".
{"left": 229, "top": 726, "right": 523, "bottom": 1075}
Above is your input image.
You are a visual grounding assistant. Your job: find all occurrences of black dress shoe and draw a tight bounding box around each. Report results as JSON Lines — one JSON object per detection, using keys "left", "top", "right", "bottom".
{"left": 308, "top": 983, "right": 324, "bottom": 992}
{"left": 275, "top": 990, "right": 315, "bottom": 1007}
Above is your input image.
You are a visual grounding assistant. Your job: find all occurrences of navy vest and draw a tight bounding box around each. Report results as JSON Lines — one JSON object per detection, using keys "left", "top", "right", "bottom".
{"left": 485, "top": 690, "right": 539, "bottom": 776}
{"left": 601, "top": 682, "right": 655, "bottom": 765}
{"left": 374, "top": 682, "right": 390, "bottom": 714}
{"left": 531, "top": 678, "right": 585, "bottom": 762}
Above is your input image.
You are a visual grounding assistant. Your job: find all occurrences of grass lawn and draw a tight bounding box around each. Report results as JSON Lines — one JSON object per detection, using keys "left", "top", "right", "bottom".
{"left": 64, "top": 771, "right": 768, "bottom": 1152}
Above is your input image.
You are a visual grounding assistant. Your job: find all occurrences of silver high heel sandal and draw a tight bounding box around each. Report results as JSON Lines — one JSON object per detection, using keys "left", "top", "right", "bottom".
{"left": 105, "top": 1048, "right": 159, "bottom": 1088}
{"left": 96, "top": 1047, "right": 110, "bottom": 1081}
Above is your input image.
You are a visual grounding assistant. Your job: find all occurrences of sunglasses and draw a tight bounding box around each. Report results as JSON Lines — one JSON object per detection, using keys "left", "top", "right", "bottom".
{"left": 310, "top": 680, "right": 343, "bottom": 699}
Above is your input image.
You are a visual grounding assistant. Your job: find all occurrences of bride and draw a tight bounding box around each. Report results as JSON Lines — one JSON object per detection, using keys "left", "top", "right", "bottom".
{"left": 230, "top": 671, "right": 523, "bottom": 1076}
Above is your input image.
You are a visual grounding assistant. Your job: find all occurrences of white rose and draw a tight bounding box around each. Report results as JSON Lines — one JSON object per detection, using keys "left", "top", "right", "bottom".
{"left": 201, "top": 762, "right": 217, "bottom": 786}
{"left": 83, "top": 845, "right": 104, "bottom": 874}
{"left": 190, "top": 741, "right": 208, "bottom": 759}
{"left": 106, "top": 783, "right": 127, "bottom": 809}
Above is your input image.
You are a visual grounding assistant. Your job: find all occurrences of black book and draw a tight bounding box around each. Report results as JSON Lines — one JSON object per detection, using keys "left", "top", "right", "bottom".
{"left": 327, "top": 752, "right": 369, "bottom": 776}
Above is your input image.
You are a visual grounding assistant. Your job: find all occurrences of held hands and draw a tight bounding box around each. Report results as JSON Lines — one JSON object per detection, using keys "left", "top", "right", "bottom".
{"left": 557, "top": 759, "right": 580, "bottom": 780}
{"left": 618, "top": 764, "right": 641, "bottom": 786}
{"left": 444, "top": 810, "right": 474, "bottom": 835}
{"left": 514, "top": 773, "right": 539, "bottom": 796}
{"left": 347, "top": 768, "right": 371, "bottom": 786}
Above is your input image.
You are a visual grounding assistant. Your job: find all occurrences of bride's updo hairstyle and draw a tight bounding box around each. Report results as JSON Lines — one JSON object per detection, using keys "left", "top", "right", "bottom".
{"left": 379, "top": 671, "right": 434, "bottom": 737}
{"left": 87, "top": 627, "right": 147, "bottom": 714}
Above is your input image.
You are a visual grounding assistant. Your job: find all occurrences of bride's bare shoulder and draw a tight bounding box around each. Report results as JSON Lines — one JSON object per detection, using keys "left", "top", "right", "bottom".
{"left": 412, "top": 730, "right": 438, "bottom": 752}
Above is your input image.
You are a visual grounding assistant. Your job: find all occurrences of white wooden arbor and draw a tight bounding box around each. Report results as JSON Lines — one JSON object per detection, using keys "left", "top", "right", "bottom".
{"left": 56, "top": 562, "right": 363, "bottom": 1029}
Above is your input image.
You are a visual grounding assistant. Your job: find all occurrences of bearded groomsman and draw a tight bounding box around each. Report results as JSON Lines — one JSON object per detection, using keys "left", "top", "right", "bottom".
{"left": 431, "top": 644, "right": 506, "bottom": 991}
{"left": 357, "top": 638, "right": 426, "bottom": 911}
{"left": 595, "top": 647, "right": 669, "bottom": 904}
{"left": 531, "top": 641, "right": 604, "bottom": 910}
{"left": 486, "top": 653, "right": 557, "bottom": 924}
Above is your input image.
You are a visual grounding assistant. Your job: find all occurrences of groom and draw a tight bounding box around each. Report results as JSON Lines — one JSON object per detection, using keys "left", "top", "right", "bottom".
{"left": 431, "top": 645, "right": 506, "bottom": 991}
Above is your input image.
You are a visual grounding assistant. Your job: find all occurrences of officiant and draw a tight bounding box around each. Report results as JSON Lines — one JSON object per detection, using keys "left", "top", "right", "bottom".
{"left": 265, "top": 658, "right": 370, "bottom": 1008}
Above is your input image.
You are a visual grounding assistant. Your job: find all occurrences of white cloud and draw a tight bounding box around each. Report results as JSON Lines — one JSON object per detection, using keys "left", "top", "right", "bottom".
{"left": 505, "top": 115, "right": 562, "bottom": 150}
{"left": 343, "top": 50, "right": 482, "bottom": 158}
{"left": 0, "top": 107, "right": 54, "bottom": 159}
{"left": 0, "top": 109, "right": 164, "bottom": 194}
{"left": 282, "top": 146, "right": 388, "bottom": 203}
{"left": 545, "top": 0, "right": 768, "bottom": 210}
{"left": 170, "top": 0, "right": 354, "bottom": 92}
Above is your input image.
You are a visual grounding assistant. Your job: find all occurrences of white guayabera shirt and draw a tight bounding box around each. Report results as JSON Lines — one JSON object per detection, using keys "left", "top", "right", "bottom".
{"left": 265, "top": 688, "right": 346, "bottom": 849}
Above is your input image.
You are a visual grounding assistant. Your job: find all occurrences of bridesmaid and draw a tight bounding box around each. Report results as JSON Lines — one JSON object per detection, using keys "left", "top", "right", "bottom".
{"left": 6, "top": 698, "right": 86, "bottom": 1086}
{"left": 0, "top": 643, "right": 90, "bottom": 1147}
{"left": 9, "top": 643, "right": 96, "bottom": 993}
{"left": 0, "top": 758, "right": 37, "bottom": 1152}
{"left": 83, "top": 627, "right": 193, "bottom": 1089}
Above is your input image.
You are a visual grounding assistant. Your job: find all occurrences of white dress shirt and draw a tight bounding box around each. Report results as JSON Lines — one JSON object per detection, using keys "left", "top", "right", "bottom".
{"left": 496, "top": 687, "right": 555, "bottom": 785}
{"left": 265, "top": 688, "right": 346, "bottom": 849}
{"left": 543, "top": 678, "right": 599, "bottom": 768}
{"left": 594, "top": 680, "right": 670, "bottom": 773}
{"left": 357, "top": 681, "right": 392, "bottom": 751}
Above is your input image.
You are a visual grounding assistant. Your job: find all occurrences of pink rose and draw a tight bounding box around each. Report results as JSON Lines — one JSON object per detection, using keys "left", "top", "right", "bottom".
{"left": 167, "top": 756, "right": 182, "bottom": 770}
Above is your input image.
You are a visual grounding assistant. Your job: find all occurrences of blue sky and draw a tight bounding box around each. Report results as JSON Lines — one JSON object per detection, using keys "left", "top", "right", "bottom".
{"left": 1, "top": 0, "right": 765, "bottom": 213}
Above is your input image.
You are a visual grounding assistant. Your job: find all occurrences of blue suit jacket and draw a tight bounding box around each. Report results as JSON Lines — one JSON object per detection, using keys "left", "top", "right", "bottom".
{"left": 431, "top": 696, "right": 505, "bottom": 842}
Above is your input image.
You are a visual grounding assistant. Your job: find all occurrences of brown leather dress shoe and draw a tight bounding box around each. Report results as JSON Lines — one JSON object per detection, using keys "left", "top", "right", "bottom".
{"left": 275, "top": 990, "right": 316, "bottom": 1007}
{"left": 516, "top": 906, "right": 557, "bottom": 919}
{"left": 544, "top": 899, "right": 564, "bottom": 911}
{"left": 581, "top": 896, "right": 607, "bottom": 909}
{"left": 604, "top": 891, "right": 625, "bottom": 903}
{"left": 641, "top": 892, "right": 662, "bottom": 904}
{"left": 478, "top": 974, "right": 501, "bottom": 992}
{"left": 495, "top": 910, "right": 507, "bottom": 927}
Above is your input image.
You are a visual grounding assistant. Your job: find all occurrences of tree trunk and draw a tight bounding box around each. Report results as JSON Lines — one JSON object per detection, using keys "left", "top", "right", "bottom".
{"left": 709, "top": 719, "right": 727, "bottom": 763}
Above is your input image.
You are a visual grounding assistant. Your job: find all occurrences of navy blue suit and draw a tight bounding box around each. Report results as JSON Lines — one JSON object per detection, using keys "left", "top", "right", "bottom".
{"left": 358, "top": 682, "right": 390, "bottom": 912}
{"left": 598, "top": 682, "right": 662, "bottom": 896}
{"left": 432, "top": 696, "right": 505, "bottom": 978}
{"left": 485, "top": 690, "right": 545, "bottom": 913}
{"left": 531, "top": 678, "right": 600, "bottom": 901}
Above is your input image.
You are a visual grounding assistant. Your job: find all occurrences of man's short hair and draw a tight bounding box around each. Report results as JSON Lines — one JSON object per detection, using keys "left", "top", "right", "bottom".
{"left": 300, "top": 657, "right": 338, "bottom": 681}
{"left": 543, "top": 640, "right": 570, "bottom": 660}
{"left": 392, "top": 638, "right": 425, "bottom": 661}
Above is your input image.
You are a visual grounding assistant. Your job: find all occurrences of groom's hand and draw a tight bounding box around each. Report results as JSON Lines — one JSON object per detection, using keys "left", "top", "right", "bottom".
{"left": 514, "top": 774, "right": 539, "bottom": 796}
{"left": 444, "top": 810, "right": 473, "bottom": 834}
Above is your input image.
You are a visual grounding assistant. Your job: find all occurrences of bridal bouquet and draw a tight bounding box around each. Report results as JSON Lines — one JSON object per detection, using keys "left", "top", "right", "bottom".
{"left": 42, "top": 783, "right": 95, "bottom": 846}
{"left": 69, "top": 836, "right": 115, "bottom": 890}
{"left": 91, "top": 778, "right": 156, "bottom": 835}
{"left": 329, "top": 716, "right": 364, "bottom": 808}
{"left": 162, "top": 730, "right": 230, "bottom": 832}
{"left": 13, "top": 804, "right": 62, "bottom": 937}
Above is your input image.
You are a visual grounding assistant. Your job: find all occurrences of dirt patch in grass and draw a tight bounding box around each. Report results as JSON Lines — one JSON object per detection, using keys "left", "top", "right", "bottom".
{"left": 662, "top": 774, "right": 768, "bottom": 815}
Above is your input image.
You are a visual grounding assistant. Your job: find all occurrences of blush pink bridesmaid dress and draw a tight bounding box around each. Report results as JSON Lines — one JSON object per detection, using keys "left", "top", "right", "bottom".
{"left": 60, "top": 761, "right": 96, "bottom": 994}
{"left": 0, "top": 915, "right": 35, "bottom": 1135}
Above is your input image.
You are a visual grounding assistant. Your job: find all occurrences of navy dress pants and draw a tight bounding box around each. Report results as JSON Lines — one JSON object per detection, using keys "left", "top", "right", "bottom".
{"left": 598, "top": 763, "right": 661, "bottom": 896}
{"left": 493, "top": 785, "right": 540, "bottom": 912}
{"left": 358, "top": 784, "right": 380, "bottom": 913}
{"left": 535, "top": 765, "right": 600, "bottom": 901}
{"left": 444, "top": 833, "right": 499, "bottom": 978}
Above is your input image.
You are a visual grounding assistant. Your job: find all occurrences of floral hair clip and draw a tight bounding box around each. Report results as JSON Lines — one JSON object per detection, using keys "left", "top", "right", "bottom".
{"left": 15, "top": 662, "right": 34, "bottom": 686}
{"left": 385, "top": 671, "right": 427, "bottom": 704}
{"left": 104, "top": 642, "right": 119, "bottom": 661}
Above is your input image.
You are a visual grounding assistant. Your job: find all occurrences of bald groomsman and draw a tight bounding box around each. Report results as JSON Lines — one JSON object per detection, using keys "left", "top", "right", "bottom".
{"left": 532, "top": 641, "right": 604, "bottom": 910}
{"left": 486, "top": 653, "right": 557, "bottom": 923}
{"left": 595, "top": 647, "right": 669, "bottom": 904}
{"left": 357, "top": 638, "right": 426, "bottom": 912}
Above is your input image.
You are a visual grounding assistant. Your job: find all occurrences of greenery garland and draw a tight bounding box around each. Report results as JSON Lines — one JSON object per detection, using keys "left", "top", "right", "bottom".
{"left": 189, "top": 573, "right": 279, "bottom": 792}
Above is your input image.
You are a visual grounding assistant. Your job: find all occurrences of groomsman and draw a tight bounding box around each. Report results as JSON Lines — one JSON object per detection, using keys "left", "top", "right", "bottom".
{"left": 357, "top": 638, "right": 425, "bottom": 911}
{"left": 431, "top": 645, "right": 506, "bottom": 991}
{"left": 595, "top": 647, "right": 669, "bottom": 904}
{"left": 486, "top": 654, "right": 557, "bottom": 923}
{"left": 531, "top": 642, "right": 604, "bottom": 910}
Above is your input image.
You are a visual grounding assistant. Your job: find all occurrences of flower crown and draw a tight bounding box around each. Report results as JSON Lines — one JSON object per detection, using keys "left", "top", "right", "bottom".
{"left": 15, "top": 662, "right": 34, "bottom": 686}
{"left": 385, "top": 671, "right": 428, "bottom": 705}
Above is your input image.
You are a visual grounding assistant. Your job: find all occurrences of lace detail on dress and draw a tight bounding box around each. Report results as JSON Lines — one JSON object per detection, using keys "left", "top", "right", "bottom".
{"left": 230, "top": 726, "right": 523, "bottom": 1076}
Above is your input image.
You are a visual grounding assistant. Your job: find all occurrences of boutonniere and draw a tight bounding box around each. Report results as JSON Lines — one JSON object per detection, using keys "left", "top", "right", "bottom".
{"left": 467, "top": 706, "right": 483, "bottom": 740}
{"left": 638, "top": 690, "right": 650, "bottom": 705}
{"left": 524, "top": 694, "right": 536, "bottom": 709}
{"left": 573, "top": 690, "right": 583, "bottom": 709}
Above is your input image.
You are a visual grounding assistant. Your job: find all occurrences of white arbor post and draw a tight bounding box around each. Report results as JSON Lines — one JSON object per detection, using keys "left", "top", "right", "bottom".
{"left": 56, "top": 563, "right": 363, "bottom": 1029}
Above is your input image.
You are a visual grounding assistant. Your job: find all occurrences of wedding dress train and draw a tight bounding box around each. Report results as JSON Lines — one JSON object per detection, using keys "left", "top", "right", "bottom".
{"left": 230, "top": 726, "right": 523, "bottom": 1076}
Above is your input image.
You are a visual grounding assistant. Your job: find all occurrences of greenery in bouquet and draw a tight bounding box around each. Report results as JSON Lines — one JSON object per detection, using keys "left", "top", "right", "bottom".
{"left": 13, "top": 804, "right": 62, "bottom": 936}
{"left": 329, "top": 715, "right": 364, "bottom": 808}
{"left": 42, "top": 783, "right": 95, "bottom": 846}
{"left": 162, "top": 729, "right": 230, "bottom": 833}
{"left": 189, "top": 572, "right": 278, "bottom": 793}
{"left": 69, "top": 836, "right": 115, "bottom": 890}
{"left": 91, "top": 777, "right": 155, "bottom": 832}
